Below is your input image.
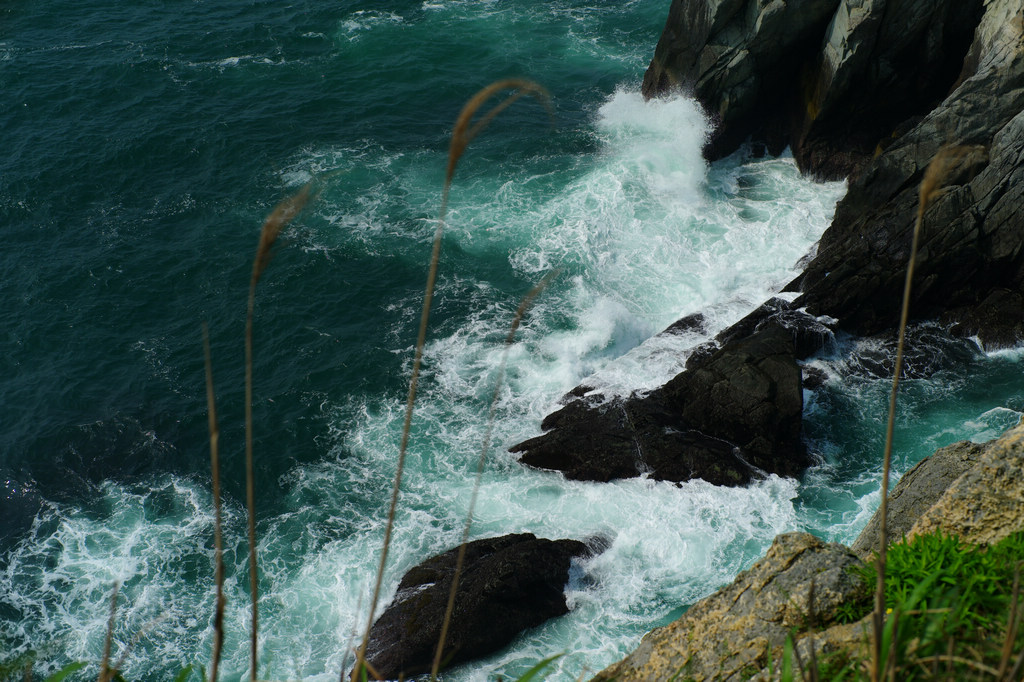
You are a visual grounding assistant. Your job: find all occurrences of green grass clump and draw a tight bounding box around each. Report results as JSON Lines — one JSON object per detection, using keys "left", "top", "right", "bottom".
{"left": 787, "top": 530, "right": 1024, "bottom": 681}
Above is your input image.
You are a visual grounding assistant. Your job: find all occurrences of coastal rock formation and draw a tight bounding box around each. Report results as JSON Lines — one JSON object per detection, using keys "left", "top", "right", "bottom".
{"left": 514, "top": 0, "right": 1024, "bottom": 489}
{"left": 790, "top": 5, "right": 1024, "bottom": 343}
{"left": 511, "top": 322, "right": 807, "bottom": 485}
{"left": 643, "top": 0, "right": 985, "bottom": 179}
{"left": 592, "top": 533, "right": 866, "bottom": 681}
{"left": 641, "top": 0, "right": 842, "bottom": 161}
{"left": 362, "top": 533, "right": 588, "bottom": 680}
{"left": 907, "top": 422, "right": 1024, "bottom": 546}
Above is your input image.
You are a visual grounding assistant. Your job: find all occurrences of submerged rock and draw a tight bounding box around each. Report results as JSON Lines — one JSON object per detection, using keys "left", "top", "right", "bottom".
{"left": 362, "top": 533, "right": 588, "bottom": 680}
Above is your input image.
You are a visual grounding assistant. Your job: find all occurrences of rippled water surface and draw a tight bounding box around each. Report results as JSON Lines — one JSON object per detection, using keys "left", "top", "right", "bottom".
{"left": 2, "top": 2, "right": 1022, "bottom": 680}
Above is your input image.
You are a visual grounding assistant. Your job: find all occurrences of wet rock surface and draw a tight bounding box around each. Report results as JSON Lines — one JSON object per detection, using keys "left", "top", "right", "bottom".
{"left": 363, "top": 533, "right": 588, "bottom": 680}
{"left": 511, "top": 323, "right": 807, "bottom": 485}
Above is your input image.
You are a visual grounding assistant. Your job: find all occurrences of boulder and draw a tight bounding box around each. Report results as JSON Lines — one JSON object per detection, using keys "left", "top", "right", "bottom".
{"left": 511, "top": 323, "right": 807, "bottom": 485}
{"left": 362, "top": 533, "right": 588, "bottom": 680}
{"left": 592, "top": 533, "right": 867, "bottom": 681}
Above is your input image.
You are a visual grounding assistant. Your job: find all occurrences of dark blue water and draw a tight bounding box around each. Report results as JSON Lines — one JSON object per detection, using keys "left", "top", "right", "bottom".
{"left": 2, "top": 2, "right": 1022, "bottom": 680}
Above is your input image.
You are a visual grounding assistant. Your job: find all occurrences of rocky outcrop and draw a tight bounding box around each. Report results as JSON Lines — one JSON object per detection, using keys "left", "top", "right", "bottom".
{"left": 592, "top": 533, "right": 867, "bottom": 681}
{"left": 850, "top": 439, "right": 987, "bottom": 557}
{"left": 362, "top": 534, "right": 588, "bottom": 680}
{"left": 511, "top": 320, "right": 808, "bottom": 485}
{"left": 642, "top": 0, "right": 842, "bottom": 161}
{"left": 643, "top": 0, "right": 986, "bottom": 180}
{"left": 515, "top": 0, "right": 1024, "bottom": 491}
{"left": 907, "top": 422, "right": 1024, "bottom": 546}
{"left": 789, "top": 1, "right": 1024, "bottom": 343}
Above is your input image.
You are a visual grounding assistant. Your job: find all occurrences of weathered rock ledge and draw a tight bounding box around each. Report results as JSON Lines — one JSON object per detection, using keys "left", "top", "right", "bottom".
{"left": 593, "top": 422, "right": 1024, "bottom": 681}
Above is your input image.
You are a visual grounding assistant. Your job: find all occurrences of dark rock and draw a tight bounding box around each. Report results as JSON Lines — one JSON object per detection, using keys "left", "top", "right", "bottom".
{"left": 363, "top": 533, "right": 589, "bottom": 680}
{"left": 643, "top": 0, "right": 985, "bottom": 179}
{"left": 942, "top": 288, "right": 1024, "bottom": 350}
{"left": 511, "top": 324, "right": 807, "bottom": 485}
{"left": 840, "top": 324, "right": 982, "bottom": 381}
{"left": 713, "top": 297, "right": 836, "bottom": 359}
{"left": 660, "top": 311, "right": 707, "bottom": 336}
{"left": 802, "top": 365, "right": 828, "bottom": 390}
{"left": 794, "top": 0, "right": 985, "bottom": 178}
{"left": 851, "top": 439, "right": 988, "bottom": 557}
{"left": 643, "top": 0, "right": 842, "bottom": 161}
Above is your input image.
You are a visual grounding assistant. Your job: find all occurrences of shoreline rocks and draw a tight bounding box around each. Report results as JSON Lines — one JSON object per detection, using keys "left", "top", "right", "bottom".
{"left": 511, "top": 321, "right": 808, "bottom": 485}
{"left": 513, "top": 0, "right": 1024, "bottom": 488}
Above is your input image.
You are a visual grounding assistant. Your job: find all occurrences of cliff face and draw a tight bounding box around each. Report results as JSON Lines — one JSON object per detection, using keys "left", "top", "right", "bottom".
{"left": 642, "top": 0, "right": 986, "bottom": 180}
{"left": 593, "top": 422, "right": 1024, "bottom": 681}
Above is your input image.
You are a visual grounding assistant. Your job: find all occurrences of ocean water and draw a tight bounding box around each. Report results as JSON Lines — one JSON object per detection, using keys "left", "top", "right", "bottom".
{"left": 2, "top": 1, "right": 1023, "bottom": 680}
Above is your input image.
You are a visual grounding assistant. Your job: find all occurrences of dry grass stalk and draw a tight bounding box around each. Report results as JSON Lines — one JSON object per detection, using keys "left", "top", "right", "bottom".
{"left": 97, "top": 585, "right": 118, "bottom": 682}
{"left": 203, "top": 323, "right": 226, "bottom": 682}
{"left": 245, "top": 181, "right": 313, "bottom": 682}
{"left": 351, "top": 79, "right": 549, "bottom": 681}
{"left": 430, "top": 269, "right": 560, "bottom": 679}
{"left": 998, "top": 563, "right": 1023, "bottom": 679}
{"left": 871, "top": 144, "right": 977, "bottom": 682}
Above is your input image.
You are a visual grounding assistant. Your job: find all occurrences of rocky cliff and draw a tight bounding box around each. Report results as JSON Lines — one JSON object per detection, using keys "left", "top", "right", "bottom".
{"left": 512, "top": 0, "right": 1024, "bottom": 489}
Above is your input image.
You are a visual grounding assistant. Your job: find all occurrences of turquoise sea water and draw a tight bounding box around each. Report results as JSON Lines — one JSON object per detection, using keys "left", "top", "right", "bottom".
{"left": 2, "top": 1, "right": 1023, "bottom": 680}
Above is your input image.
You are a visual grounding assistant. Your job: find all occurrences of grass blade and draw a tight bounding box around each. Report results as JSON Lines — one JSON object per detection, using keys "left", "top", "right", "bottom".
{"left": 202, "top": 324, "right": 226, "bottom": 682}
{"left": 97, "top": 585, "right": 118, "bottom": 682}
{"left": 244, "top": 182, "right": 313, "bottom": 681}
{"left": 430, "top": 270, "right": 560, "bottom": 679}
{"left": 872, "top": 145, "right": 978, "bottom": 682}
{"left": 351, "top": 79, "right": 548, "bottom": 681}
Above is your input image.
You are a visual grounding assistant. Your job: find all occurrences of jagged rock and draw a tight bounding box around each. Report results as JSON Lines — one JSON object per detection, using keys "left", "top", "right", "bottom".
{"left": 642, "top": 0, "right": 843, "bottom": 161}
{"left": 795, "top": 0, "right": 984, "bottom": 178}
{"left": 789, "top": 0, "right": 1024, "bottom": 341}
{"left": 362, "top": 534, "right": 588, "bottom": 680}
{"left": 908, "top": 422, "right": 1024, "bottom": 546}
{"left": 851, "top": 439, "right": 988, "bottom": 557}
{"left": 642, "top": 0, "right": 984, "bottom": 178}
{"left": 511, "top": 323, "right": 806, "bottom": 485}
{"left": 592, "top": 533, "right": 867, "bottom": 682}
